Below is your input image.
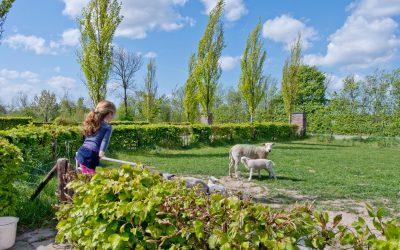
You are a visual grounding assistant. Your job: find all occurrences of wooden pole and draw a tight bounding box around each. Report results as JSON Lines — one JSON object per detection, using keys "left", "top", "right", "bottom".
{"left": 57, "top": 158, "right": 70, "bottom": 202}
{"left": 30, "top": 164, "right": 57, "bottom": 200}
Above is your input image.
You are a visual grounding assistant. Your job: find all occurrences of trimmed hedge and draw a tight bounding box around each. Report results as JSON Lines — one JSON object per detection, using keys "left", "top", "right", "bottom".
{"left": 0, "top": 139, "right": 23, "bottom": 216}
{"left": 56, "top": 166, "right": 400, "bottom": 249}
{"left": 0, "top": 117, "right": 33, "bottom": 130}
{"left": 0, "top": 122, "right": 296, "bottom": 172}
{"left": 307, "top": 108, "right": 400, "bottom": 136}
{"left": 110, "top": 123, "right": 298, "bottom": 150}
{"left": 0, "top": 125, "right": 83, "bottom": 175}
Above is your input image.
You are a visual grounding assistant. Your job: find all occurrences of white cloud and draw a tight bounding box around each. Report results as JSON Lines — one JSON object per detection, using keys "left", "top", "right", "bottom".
{"left": 62, "top": 0, "right": 88, "bottom": 17}
{"left": 219, "top": 55, "right": 240, "bottom": 71}
{"left": 144, "top": 52, "right": 157, "bottom": 58}
{"left": 0, "top": 68, "right": 40, "bottom": 103}
{"left": 3, "top": 34, "right": 56, "bottom": 55}
{"left": 325, "top": 73, "right": 365, "bottom": 94}
{"left": 0, "top": 69, "right": 39, "bottom": 82}
{"left": 0, "top": 69, "right": 19, "bottom": 79}
{"left": 60, "top": 28, "right": 80, "bottom": 46}
{"left": 62, "top": 0, "right": 193, "bottom": 39}
{"left": 304, "top": 0, "right": 400, "bottom": 70}
{"left": 262, "top": 15, "right": 317, "bottom": 50}
{"left": 200, "top": 0, "right": 247, "bottom": 22}
{"left": 54, "top": 67, "right": 61, "bottom": 73}
{"left": 47, "top": 76, "right": 76, "bottom": 91}
{"left": 3, "top": 29, "right": 79, "bottom": 55}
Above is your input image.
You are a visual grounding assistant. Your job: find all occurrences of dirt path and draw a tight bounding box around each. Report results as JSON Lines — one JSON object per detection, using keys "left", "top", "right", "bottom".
{"left": 217, "top": 176, "right": 375, "bottom": 229}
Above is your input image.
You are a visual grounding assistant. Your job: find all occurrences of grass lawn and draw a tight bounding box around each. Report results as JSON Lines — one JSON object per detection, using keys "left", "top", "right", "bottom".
{"left": 109, "top": 138, "right": 400, "bottom": 215}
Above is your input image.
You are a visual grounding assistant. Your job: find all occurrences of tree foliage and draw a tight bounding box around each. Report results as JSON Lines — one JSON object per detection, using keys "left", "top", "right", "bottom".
{"left": 78, "top": 0, "right": 122, "bottom": 106}
{"left": 0, "top": 0, "right": 15, "bottom": 40}
{"left": 282, "top": 35, "right": 302, "bottom": 123}
{"left": 183, "top": 53, "right": 199, "bottom": 123}
{"left": 191, "top": 0, "right": 225, "bottom": 124}
{"left": 141, "top": 58, "right": 159, "bottom": 122}
{"left": 296, "top": 65, "right": 327, "bottom": 110}
{"left": 239, "top": 20, "right": 268, "bottom": 123}
{"left": 33, "top": 90, "right": 58, "bottom": 122}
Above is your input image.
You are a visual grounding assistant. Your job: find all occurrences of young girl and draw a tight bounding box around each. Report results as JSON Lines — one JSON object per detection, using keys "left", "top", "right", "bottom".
{"left": 76, "top": 100, "right": 116, "bottom": 174}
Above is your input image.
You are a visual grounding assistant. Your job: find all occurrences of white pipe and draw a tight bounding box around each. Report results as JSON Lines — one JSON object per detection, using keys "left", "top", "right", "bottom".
{"left": 101, "top": 157, "right": 138, "bottom": 167}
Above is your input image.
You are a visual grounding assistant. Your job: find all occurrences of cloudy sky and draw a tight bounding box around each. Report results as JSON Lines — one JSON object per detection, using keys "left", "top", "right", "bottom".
{"left": 0, "top": 0, "right": 399, "bottom": 106}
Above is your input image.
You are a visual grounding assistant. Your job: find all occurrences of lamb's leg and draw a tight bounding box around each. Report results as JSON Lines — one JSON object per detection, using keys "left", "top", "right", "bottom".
{"left": 268, "top": 166, "right": 277, "bottom": 180}
{"left": 234, "top": 160, "right": 239, "bottom": 179}
{"left": 248, "top": 168, "right": 253, "bottom": 181}
{"left": 258, "top": 170, "right": 261, "bottom": 179}
{"left": 229, "top": 156, "right": 233, "bottom": 178}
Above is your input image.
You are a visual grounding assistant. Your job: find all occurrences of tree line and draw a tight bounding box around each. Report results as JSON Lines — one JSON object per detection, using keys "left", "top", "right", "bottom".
{"left": 1, "top": 0, "right": 399, "bottom": 135}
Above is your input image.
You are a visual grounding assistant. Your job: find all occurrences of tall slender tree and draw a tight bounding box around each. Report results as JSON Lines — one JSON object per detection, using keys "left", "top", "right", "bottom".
{"left": 183, "top": 53, "right": 198, "bottom": 123}
{"left": 142, "top": 58, "right": 159, "bottom": 122}
{"left": 192, "top": 0, "right": 225, "bottom": 124}
{"left": 239, "top": 20, "right": 268, "bottom": 123}
{"left": 0, "top": 0, "right": 15, "bottom": 40}
{"left": 281, "top": 34, "right": 302, "bottom": 123}
{"left": 112, "top": 47, "right": 143, "bottom": 119}
{"left": 78, "top": 0, "right": 122, "bottom": 106}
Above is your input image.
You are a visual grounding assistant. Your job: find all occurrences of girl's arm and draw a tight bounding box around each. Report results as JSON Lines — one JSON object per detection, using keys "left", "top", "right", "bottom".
{"left": 99, "top": 126, "right": 113, "bottom": 158}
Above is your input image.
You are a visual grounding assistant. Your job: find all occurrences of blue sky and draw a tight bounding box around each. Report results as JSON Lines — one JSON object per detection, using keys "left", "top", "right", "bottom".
{"left": 0, "top": 0, "right": 399, "bottom": 106}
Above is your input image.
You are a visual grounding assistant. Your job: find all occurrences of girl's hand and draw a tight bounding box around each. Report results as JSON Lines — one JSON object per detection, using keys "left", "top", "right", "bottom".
{"left": 99, "top": 151, "right": 105, "bottom": 159}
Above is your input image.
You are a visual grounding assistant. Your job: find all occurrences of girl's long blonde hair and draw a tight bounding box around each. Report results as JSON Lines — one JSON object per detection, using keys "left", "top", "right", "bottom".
{"left": 82, "top": 100, "right": 116, "bottom": 136}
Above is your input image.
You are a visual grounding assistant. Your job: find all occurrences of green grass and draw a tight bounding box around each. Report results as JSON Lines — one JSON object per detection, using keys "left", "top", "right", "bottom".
{"left": 17, "top": 137, "right": 400, "bottom": 229}
{"left": 109, "top": 138, "right": 400, "bottom": 214}
{"left": 15, "top": 180, "right": 58, "bottom": 231}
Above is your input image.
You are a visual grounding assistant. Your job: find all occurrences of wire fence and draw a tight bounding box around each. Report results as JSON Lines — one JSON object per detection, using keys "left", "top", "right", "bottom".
{"left": 18, "top": 139, "right": 77, "bottom": 187}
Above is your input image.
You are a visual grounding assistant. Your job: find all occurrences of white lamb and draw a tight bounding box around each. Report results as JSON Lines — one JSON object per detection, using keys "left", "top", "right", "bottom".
{"left": 229, "top": 143, "right": 274, "bottom": 178}
{"left": 240, "top": 156, "right": 277, "bottom": 181}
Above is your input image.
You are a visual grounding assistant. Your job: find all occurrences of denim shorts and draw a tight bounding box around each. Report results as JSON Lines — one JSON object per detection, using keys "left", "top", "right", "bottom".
{"left": 76, "top": 146, "right": 100, "bottom": 170}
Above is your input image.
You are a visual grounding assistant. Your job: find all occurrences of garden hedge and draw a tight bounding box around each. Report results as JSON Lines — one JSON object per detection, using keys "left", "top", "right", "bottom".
{"left": 0, "top": 122, "right": 297, "bottom": 172}
{"left": 0, "top": 117, "right": 33, "bottom": 130}
{"left": 0, "top": 139, "right": 23, "bottom": 216}
{"left": 110, "top": 123, "right": 297, "bottom": 150}
{"left": 56, "top": 165, "right": 400, "bottom": 249}
{"left": 0, "top": 125, "right": 82, "bottom": 175}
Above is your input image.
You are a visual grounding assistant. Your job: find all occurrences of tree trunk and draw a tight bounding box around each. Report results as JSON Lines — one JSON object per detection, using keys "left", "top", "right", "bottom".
{"left": 250, "top": 114, "right": 254, "bottom": 124}
{"left": 124, "top": 87, "right": 128, "bottom": 119}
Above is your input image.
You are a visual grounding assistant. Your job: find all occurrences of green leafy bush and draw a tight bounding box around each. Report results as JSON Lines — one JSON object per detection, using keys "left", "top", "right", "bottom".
{"left": 56, "top": 166, "right": 400, "bottom": 249}
{"left": 0, "top": 117, "right": 33, "bottom": 130}
{"left": 0, "top": 139, "right": 23, "bottom": 216}
{"left": 0, "top": 125, "right": 82, "bottom": 175}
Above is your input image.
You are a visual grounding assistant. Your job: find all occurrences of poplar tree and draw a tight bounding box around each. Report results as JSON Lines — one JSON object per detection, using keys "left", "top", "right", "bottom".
{"left": 142, "top": 58, "right": 159, "bottom": 122}
{"left": 239, "top": 20, "right": 268, "bottom": 123}
{"left": 78, "top": 0, "right": 122, "bottom": 106}
{"left": 191, "top": 0, "right": 225, "bottom": 124}
{"left": 183, "top": 53, "right": 198, "bottom": 123}
{"left": 282, "top": 35, "right": 302, "bottom": 123}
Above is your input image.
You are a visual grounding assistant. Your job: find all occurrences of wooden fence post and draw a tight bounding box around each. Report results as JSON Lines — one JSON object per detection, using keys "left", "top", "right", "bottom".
{"left": 57, "top": 158, "right": 74, "bottom": 202}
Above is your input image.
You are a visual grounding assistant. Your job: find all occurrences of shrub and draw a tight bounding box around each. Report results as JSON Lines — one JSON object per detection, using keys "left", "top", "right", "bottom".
{"left": 0, "top": 139, "right": 23, "bottom": 216}
{"left": 53, "top": 117, "right": 79, "bottom": 126}
{"left": 0, "top": 125, "right": 82, "bottom": 176}
{"left": 0, "top": 117, "right": 33, "bottom": 130}
{"left": 56, "top": 166, "right": 400, "bottom": 249}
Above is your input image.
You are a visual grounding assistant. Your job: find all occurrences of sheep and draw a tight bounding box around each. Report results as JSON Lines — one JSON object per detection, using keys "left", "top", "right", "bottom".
{"left": 207, "top": 176, "right": 227, "bottom": 195}
{"left": 240, "top": 156, "right": 277, "bottom": 181}
{"left": 229, "top": 143, "right": 274, "bottom": 178}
